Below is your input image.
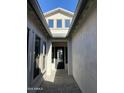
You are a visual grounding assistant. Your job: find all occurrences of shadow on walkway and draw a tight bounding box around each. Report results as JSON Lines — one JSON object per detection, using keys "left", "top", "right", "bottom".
{"left": 37, "top": 70, "right": 82, "bottom": 93}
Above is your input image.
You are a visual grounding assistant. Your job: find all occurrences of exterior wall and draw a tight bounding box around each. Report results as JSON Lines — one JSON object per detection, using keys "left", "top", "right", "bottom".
{"left": 71, "top": 8, "right": 97, "bottom": 93}
{"left": 67, "top": 38, "right": 73, "bottom": 75}
{"left": 45, "top": 12, "right": 73, "bottom": 37}
{"left": 27, "top": 13, "right": 51, "bottom": 93}
{"left": 64, "top": 47, "right": 68, "bottom": 71}
{"left": 46, "top": 40, "right": 52, "bottom": 76}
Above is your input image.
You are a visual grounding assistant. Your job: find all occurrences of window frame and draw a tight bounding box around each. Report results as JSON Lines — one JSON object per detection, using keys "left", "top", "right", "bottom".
{"left": 48, "top": 19, "right": 54, "bottom": 28}
{"left": 33, "top": 34, "right": 41, "bottom": 79}
{"left": 57, "top": 19, "right": 62, "bottom": 28}
{"left": 65, "top": 19, "right": 71, "bottom": 28}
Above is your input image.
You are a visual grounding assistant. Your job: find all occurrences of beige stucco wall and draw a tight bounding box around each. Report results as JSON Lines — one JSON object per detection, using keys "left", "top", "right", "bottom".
{"left": 45, "top": 12, "right": 73, "bottom": 37}
{"left": 71, "top": 8, "right": 97, "bottom": 93}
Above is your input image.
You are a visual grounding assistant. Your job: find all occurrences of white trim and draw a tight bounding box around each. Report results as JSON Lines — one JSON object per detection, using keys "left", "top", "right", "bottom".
{"left": 44, "top": 8, "right": 74, "bottom": 16}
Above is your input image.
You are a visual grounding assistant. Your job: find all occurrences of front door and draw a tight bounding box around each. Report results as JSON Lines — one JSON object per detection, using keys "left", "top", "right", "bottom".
{"left": 55, "top": 47, "right": 64, "bottom": 69}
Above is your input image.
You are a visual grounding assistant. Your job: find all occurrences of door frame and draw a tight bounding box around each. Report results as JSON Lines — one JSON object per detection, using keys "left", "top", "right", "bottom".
{"left": 55, "top": 47, "right": 65, "bottom": 69}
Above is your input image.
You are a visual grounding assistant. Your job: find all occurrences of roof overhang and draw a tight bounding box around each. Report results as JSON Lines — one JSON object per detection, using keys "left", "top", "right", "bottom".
{"left": 44, "top": 8, "right": 74, "bottom": 17}
{"left": 28, "top": 0, "right": 52, "bottom": 37}
{"left": 66, "top": 0, "right": 87, "bottom": 38}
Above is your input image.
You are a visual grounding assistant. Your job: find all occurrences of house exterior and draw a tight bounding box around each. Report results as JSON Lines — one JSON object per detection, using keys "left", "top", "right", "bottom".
{"left": 44, "top": 8, "right": 74, "bottom": 38}
{"left": 27, "top": 0, "right": 97, "bottom": 93}
{"left": 27, "top": 1, "right": 52, "bottom": 93}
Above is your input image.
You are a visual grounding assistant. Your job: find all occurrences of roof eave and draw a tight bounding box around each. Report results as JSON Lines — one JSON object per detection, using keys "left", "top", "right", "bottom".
{"left": 28, "top": 0, "right": 52, "bottom": 37}
{"left": 66, "top": 0, "right": 87, "bottom": 38}
{"left": 44, "top": 8, "right": 74, "bottom": 17}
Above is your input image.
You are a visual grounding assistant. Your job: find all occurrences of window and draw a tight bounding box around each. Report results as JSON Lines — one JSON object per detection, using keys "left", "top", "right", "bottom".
{"left": 27, "top": 28, "right": 30, "bottom": 69}
{"left": 33, "top": 35, "right": 41, "bottom": 79}
{"left": 57, "top": 19, "right": 62, "bottom": 28}
{"left": 65, "top": 19, "right": 71, "bottom": 28}
{"left": 48, "top": 19, "right": 54, "bottom": 28}
{"left": 52, "top": 47, "right": 54, "bottom": 63}
{"left": 27, "top": 28, "right": 29, "bottom": 61}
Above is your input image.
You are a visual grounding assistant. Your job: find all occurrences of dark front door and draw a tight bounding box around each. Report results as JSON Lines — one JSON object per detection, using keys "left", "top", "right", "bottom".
{"left": 55, "top": 47, "right": 64, "bottom": 69}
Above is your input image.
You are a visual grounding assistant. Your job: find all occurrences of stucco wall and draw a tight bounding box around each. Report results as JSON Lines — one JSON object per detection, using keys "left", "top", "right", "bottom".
{"left": 46, "top": 40, "right": 52, "bottom": 76}
{"left": 68, "top": 38, "right": 73, "bottom": 75}
{"left": 71, "top": 8, "right": 97, "bottom": 93}
{"left": 27, "top": 13, "right": 51, "bottom": 93}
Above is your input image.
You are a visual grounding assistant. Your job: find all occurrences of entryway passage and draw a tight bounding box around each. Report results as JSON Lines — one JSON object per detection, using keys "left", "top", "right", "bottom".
{"left": 55, "top": 47, "right": 64, "bottom": 69}
{"left": 37, "top": 70, "right": 82, "bottom": 93}
{"left": 52, "top": 42, "right": 68, "bottom": 71}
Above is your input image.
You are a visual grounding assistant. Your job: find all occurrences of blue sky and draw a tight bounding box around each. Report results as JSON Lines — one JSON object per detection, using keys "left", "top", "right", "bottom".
{"left": 37, "top": 0, "right": 79, "bottom": 13}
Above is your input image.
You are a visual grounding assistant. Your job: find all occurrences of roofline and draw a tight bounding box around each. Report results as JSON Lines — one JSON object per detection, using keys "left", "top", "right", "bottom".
{"left": 28, "top": 0, "right": 52, "bottom": 37}
{"left": 66, "top": 0, "right": 87, "bottom": 38}
{"left": 44, "top": 7, "right": 74, "bottom": 16}
{"left": 28, "top": 0, "right": 87, "bottom": 39}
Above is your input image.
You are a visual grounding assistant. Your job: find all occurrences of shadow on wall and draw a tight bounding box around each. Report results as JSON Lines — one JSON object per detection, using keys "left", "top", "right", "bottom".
{"left": 27, "top": 41, "right": 51, "bottom": 93}
{"left": 27, "top": 41, "right": 81, "bottom": 93}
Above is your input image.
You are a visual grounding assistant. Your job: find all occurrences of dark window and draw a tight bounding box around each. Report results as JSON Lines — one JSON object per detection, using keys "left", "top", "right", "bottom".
{"left": 48, "top": 19, "right": 54, "bottom": 28}
{"left": 42, "top": 42, "right": 46, "bottom": 70}
{"left": 57, "top": 19, "right": 62, "bottom": 28}
{"left": 52, "top": 47, "right": 55, "bottom": 63}
{"left": 27, "top": 28, "right": 29, "bottom": 66}
{"left": 65, "top": 19, "right": 70, "bottom": 28}
{"left": 27, "top": 28, "right": 30, "bottom": 87}
{"left": 33, "top": 35, "right": 41, "bottom": 79}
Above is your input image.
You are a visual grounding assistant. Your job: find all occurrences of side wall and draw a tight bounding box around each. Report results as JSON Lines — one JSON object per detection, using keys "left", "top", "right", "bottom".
{"left": 71, "top": 8, "right": 97, "bottom": 93}
{"left": 27, "top": 14, "right": 51, "bottom": 93}
{"left": 68, "top": 38, "right": 73, "bottom": 75}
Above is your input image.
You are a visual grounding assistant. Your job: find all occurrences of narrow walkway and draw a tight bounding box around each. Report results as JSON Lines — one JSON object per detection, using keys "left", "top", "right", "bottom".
{"left": 37, "top": 70, "right": 82, "bottom": 93}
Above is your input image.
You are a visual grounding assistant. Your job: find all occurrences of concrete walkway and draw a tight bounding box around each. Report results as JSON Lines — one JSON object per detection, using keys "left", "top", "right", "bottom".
{"left": 37, "top": 70, "right": 82, "bottom": 93}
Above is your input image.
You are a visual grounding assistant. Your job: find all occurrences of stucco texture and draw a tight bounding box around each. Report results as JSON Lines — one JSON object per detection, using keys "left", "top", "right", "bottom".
{"left": 71, "top": 8, "right": 97, "bottom": 93}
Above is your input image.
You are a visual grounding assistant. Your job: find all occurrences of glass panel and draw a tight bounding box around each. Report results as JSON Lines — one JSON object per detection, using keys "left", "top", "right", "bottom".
{"left": 48, "top": 19, "right": 54, "bottom": 28}
{"left": 57, "top": 49, "right": 63, "bottom": 62}
{"left": 57, "top": 20, "right": 62, "bottom": 28}
{"left": 27, "top": 28, "right": 29, "bottom": 65}
{"left": 33, "top": 35, "right": 41, "bottom": 79}
{"left": 65, "top": 19, "right": 70, "bottom": 28}
{"left": 55, "top": 47, "right": 64, "bottom": 69}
